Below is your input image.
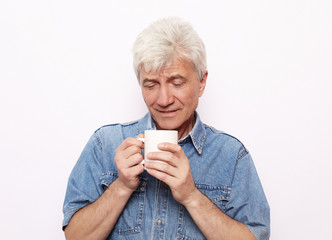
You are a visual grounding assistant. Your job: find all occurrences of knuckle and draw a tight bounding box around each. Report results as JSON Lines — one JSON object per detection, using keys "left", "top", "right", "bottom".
{"left": 115, "top": 148, "right": 121, "bottom": 155}
{"left": 134, "top": 145, "right": 141, "bottom": 152}
{"left": 134, "top": 153, "right": 143, "bottom": 160}
{"left": 175, "top": 145, "right": 182, "bottom": 152}
{"left": 129, "top": 146, "right": 140, "bottom": 155}
{"left": 124, "top": 138, "right": 132, "bottom": 145}
{"left": 114, "top": 154, "right": 121, "bottom": 163}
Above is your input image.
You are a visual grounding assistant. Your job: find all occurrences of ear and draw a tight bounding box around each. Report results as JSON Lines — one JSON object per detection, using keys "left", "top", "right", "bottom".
{"left": 198, "top": 70, "right": 208, "bottom": 97}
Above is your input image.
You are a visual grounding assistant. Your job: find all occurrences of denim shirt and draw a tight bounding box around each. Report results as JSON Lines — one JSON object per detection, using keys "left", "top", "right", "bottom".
{"left": 63, "top": 112, "right": 270, "bottom": 240}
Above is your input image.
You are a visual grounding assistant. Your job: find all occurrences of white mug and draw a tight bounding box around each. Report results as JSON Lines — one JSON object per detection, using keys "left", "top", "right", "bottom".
{"left": 138, "top": 130, "right": 178, "bottom": 164}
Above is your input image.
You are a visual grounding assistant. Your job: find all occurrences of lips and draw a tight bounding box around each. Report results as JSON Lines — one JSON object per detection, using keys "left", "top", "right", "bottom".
{"left": 155, "top": 109, "right": 178, "bottom": 116}
{"left": 158, "top": 110, "right": 177, "bottom": 113}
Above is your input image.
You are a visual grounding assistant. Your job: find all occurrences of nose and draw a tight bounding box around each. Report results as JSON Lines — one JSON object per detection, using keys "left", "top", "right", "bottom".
{"left": 157, "top": 86, "right": 174, "bottom": 107}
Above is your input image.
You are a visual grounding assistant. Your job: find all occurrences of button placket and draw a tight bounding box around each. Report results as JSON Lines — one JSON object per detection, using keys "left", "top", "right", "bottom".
{"left": 152, "top": 180, "right": 169, "bottom": 239}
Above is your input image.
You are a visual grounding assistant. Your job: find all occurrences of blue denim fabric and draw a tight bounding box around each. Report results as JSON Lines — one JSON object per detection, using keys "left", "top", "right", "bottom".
{"left": 63, "top": 112, "right": 270, "bottom": 239}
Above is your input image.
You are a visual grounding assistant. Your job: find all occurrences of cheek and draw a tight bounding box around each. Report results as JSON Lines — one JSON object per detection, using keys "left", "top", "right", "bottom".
{"left": 142, "top": 91, "right": 156, "bottom": 106}
{"left": 177, "top": 89, "right": 199, "bottom": 104}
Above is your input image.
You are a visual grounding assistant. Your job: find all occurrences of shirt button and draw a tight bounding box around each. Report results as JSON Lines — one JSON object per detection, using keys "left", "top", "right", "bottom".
{"left": 157, "top": 219, "right": 162, "bottom": 227}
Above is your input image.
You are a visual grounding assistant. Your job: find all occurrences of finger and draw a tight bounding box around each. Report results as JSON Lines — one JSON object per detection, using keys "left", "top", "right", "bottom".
{"left": 118, "top": 163, "right": 145, "bottom": 191}
{"left": 117, "top": 153, "right": 143, "bottom": 169}
{"left": 146, "top": 167, "right": 174, "bottom": 185}
{"left": 128, "top": 153, "right": 144, "bottom": 166}
{"left": 121, "top": 145, "right": 143, "bottom": 159}
{"left": 116, "top": 137, "right": 144, "bottom": 161}
{"left": 146, "top": 151, "right": 177, "bottom": 166}
{"left": 128, "top": 161, "right": 145, "bottom": 176}
{"left": 117, "top": 137, "right": 144, "bottom": 152}
{"left": 145, "top": 160, "right": 177, "bottom": 177}
{"left": 158, "top": 142, "right": 182, "bottom": 154}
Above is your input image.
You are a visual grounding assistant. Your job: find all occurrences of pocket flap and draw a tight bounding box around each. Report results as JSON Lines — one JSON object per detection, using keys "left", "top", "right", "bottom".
{"left": 195, "top": 184, "right": 231, "bottom": 203}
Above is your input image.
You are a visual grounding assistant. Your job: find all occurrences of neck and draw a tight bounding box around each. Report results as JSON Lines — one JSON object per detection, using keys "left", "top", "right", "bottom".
{"left": 176, "top": 113, "right": 196, "bottom": 139}
{"left": 154, "top": 113, "right": 196, "bottom": 140}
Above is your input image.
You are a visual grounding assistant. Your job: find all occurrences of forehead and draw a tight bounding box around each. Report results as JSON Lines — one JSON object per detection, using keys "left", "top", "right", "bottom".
{"left": 140, "top": 59, "right": 196, "bottom": 79}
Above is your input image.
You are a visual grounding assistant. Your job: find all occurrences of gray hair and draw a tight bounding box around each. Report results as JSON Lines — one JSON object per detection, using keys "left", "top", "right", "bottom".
{"left": 132, "top": 17, "right": 207, "bottom": 81}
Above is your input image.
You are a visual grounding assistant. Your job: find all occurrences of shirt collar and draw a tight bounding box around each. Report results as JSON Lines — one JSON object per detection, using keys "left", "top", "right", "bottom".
{"left": 141, "top": 111, "right": 206, "bottom": 155}
{"left": 180, "top": 112, "right": 206, "bottom": 155}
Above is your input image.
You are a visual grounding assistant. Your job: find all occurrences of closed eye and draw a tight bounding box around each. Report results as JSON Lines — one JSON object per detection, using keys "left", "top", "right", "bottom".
{"left": 144, "top": 83, "right": 156, "bottom": 89}
{"left": 168, "top": 75, "right": 187, "bottom": 87}
{"left": 171, "top": 78, "right": 186, "bottom": 88}
{"left": 142, "top": 79, "right": 158, "bottom": 89}
{"left": 173, "top": 81, "right": 184, "bottom": 87}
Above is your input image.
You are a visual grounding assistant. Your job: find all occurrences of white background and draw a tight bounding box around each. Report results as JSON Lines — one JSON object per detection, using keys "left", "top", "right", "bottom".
{"left": 1, "top": 0, "right": 331, "bottom": 239}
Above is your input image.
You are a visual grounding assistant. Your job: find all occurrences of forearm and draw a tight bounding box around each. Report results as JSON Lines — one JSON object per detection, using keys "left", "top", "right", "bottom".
{"left": 185, "top": 190, "right": 256, "bottom": 240}
{"left": 64, "top": 179, "right": 133, "bottom": 240}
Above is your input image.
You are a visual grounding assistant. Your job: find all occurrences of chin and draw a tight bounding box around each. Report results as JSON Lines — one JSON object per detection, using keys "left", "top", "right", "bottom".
{"left": 155, "top": 119, "right": 181, "bottom": 131}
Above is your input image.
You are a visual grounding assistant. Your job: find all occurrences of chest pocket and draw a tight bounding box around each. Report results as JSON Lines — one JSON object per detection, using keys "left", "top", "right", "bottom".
{"left": 177, "top": 184, "right": 231, "bottom": 240}
{"left": 100, "top": 172, "right": 148, "bottom": 236}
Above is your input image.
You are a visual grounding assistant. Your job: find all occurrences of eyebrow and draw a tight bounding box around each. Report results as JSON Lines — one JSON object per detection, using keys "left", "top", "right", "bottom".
{"left": 142, "top": 78, "right": 157, "bottom": 84}
{"left": 167, "top": 74, "right": 187, "bottom": 81}
{"left": 142, "top": 74, "right": 187, "bottom": 84}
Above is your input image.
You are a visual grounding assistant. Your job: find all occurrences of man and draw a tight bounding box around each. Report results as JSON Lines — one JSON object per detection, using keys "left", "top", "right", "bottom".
{"left": 62, "top": 17, "right": 270, "bottom": 240}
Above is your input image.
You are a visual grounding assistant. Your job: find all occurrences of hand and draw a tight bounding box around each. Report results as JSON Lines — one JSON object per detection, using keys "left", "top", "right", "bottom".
{"left": 114, "top": 134, "right": 145, "bottom": 195}
{"left": 144, "top": 143, "right": 199, "bottom": 206}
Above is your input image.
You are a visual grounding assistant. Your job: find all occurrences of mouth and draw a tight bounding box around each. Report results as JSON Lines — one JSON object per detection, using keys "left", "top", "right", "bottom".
{"left": 155, "top": 109, "right": 178, "bottom": 116}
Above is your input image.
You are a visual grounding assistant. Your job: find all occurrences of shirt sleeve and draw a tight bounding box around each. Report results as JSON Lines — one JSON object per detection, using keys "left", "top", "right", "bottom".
{"left": 62, "top": 131, "right": 104, "bottom": 230}
{"left": 226, "top": 150, "right": 270, "bottom": 240}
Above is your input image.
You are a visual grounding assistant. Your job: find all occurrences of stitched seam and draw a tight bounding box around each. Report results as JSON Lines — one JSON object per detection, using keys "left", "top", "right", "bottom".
{"left": 94, "top": 131, "right": 103, "bottom": 152}
{"left": 237, "top": 147, "right": 249, "bottom": 161}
